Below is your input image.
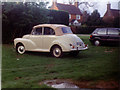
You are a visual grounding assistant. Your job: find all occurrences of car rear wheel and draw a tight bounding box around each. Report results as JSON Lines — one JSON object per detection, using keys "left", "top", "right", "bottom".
{"left": 52, "top": 46, "right": 63, "bottom": 58}
{"left": 94, "top": 40, "right": 100, "bottom": 46}
{"left": 16, "top": 44, "right": 25, "bottom": 54}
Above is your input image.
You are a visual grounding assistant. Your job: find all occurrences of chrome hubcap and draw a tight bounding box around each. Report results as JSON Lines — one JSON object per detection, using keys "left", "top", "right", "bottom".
{"left": 18, "top": 46, "right": 25, "bottom": 54}
{"left": 53, "top": 48, "right": 61, "bottom": 57}
{"left": 95, "top": 40, "right": 100, "bottom": 46}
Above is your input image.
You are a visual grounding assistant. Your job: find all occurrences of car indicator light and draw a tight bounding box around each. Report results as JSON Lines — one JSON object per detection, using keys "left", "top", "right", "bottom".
{"left": 90, "top": 35, "right": 92, "bottom": 38}
{"left": 85, "top": 44, "right": 88, "bottom": 47}
{"left": 72, "top": 46, "right": 75, "bottom": 49}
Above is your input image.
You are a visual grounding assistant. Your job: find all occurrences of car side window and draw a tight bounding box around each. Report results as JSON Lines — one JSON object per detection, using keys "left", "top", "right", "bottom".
{"left": 44, "top": 27, "right": 55, "bottom": 35}
{"left": 98, "top": 29, "right": 107, "bottom": 35}
{"left": 32, "top": 27, "right": 42, "bottom": 35}
{"left": 108, "top": 29, "right": 119, "bottom": 35}
{"left": 92, "top": 29, "right": 99, "bottom": 34}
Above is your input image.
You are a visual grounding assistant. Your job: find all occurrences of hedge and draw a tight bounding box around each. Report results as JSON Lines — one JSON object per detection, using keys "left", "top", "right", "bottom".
{"left": 48, "top": 10, "right": 69, "bottom": 26}
{"left": 70, "top": 26, "right": 105, "bottom": 34}
{"left": 2, "top": 2, "right": 69, "bottom": 44}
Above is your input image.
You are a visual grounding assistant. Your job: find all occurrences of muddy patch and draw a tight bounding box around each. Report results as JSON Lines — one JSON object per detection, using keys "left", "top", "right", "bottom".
{"left": 39, "top": 79, "right": 119, "bottom": 89}
{"left": 40, "top": 79, "right": 79, "bottom": 88}
{"left": 104, "top": 49, "right": 115, "bottom": 53}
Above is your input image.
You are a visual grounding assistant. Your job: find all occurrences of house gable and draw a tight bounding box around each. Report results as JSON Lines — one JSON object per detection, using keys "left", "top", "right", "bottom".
{"left": 103, "top": 3, "right": 120, "bottom": 24}
{"left": 50, "top": 1, "right": 83, "bottom": 25}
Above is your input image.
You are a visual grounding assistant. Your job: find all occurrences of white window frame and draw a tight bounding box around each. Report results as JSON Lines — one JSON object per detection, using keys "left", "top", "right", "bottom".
{"left": 76, "top": 15, "right": 80, "bottom": 20}
{"left": 69, "top": 14, "right": 71, "bottom": 19}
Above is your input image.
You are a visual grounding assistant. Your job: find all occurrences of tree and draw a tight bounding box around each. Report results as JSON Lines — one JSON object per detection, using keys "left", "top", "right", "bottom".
{"left": 68, "top": 0, "right": 96, "bottom": 12}
{"left": 81, "top": 11, "right": 90, "bottom": 25}
{"left": 86, "top": 10, "right": 102, "bottom": 26}
{"left": 2, "top": 2, "right": 49, "bottom": 43}
{"left": 2, "top": 2, "right": 69, "bottom": 43}
{"left": 24, "top": 2, "right": 49, "bottom": 8}
{"left": 49, "top": 10, "right": 69, "bottom": 26}
{"left": 113, "top": 17, "right": 120, "bottom": 28}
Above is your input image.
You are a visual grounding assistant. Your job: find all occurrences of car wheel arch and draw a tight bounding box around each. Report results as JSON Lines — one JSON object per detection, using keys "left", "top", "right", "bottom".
{"left": 16, "top": 42, "right": 25, "bottom": 48}
{"left": 94, "top": 37, "right": 101, "bottom": 40}
{"left": 94, "top": 39, "right": 101, "bottom": 42}
{"left": 50, "top": 44, "right": 62, "bottom": 52}
{"left": 50, "top": 44, "right": 63, "bottom": 58}
{"left": 15, "top": 42, "right": 26, "bottom": 54}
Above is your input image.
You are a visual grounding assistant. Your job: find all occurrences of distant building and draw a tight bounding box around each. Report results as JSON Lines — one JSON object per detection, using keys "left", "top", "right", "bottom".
{"left": 103, "top": 3, "right": 120, "bottom": 25}
{"left": 50, "top": 0, "right": 82, "bottom": 26}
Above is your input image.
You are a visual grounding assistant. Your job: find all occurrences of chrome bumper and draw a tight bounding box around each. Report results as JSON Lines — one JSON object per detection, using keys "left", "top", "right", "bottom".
{"left": 71, "top": 46, "right": 88, "bottom": 51}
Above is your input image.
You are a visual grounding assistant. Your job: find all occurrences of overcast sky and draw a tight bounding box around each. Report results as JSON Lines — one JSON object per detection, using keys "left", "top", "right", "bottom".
{"left": 48, "top": 0, "right": 119, "bottom": 17}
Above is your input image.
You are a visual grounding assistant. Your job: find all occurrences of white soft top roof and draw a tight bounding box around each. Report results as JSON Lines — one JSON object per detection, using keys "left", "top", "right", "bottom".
{"left": 32, "top": 24, "right": 69, "bottom": 36}
{"left": 33, "top": 24, "right": 68, "bottom": 29}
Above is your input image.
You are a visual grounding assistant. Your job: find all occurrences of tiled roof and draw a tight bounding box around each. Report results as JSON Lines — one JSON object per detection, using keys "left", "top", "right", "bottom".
{"left": 110, "top": 9, "right": 120, "bottom": 17}
{"left": 56, "top": 3, "right": 82, "bottom": 15}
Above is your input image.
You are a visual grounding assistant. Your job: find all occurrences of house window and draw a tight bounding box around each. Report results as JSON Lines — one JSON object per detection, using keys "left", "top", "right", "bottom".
{"left": 76, "top": 15, "right": 80, "bottom": 20}
{"left": 69, "top": 14, "right": 71, "bottom": 19}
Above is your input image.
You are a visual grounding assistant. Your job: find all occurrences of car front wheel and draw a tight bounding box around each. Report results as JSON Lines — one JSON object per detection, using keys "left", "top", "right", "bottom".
{"left": 94, "top": 40, "right": 100, "bottom": 46}
{"left": 52, "top": 46, "right": 63, "bottom": 58}
{"left": 16, "top": 44, "right": 25, "bottom": 54}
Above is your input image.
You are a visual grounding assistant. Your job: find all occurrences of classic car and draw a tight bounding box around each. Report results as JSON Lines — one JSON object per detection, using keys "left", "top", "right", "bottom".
{"left": 89, "top": 28, "right": 120, "bottom": 46}
{"left": 14, "top": 24, "right": 88, "bottom": 58}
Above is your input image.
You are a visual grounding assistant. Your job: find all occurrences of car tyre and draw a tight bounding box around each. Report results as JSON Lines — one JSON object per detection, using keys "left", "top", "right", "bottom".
{"left": 16, "top": 44, "right": 25, "bottom": 54}
{"left": 69, "top": 51, "right": 79, "bottom": 57}
{"left": 52, "top": 46, "right": 63, "bottom": 58}
{"left": 94, "top": 40, "right": 100, "bottom": 46}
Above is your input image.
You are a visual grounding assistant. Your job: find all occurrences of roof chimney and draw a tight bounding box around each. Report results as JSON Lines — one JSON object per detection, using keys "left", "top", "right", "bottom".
{"left": 52, "top": 0, "right": 57, "bottom": 6}
{"left": 107, "top": 2, "right": 111, "bottom": 10}
{"left": 69, "top": 2, "right": 72, "bottom": 5}
{"left": 75, "top": 0, "right": 79, "bottom": 8}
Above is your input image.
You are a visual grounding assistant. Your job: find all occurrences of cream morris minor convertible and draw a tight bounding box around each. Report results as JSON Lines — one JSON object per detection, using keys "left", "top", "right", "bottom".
{"left": 14, "top": 24, "right": 88, "bottom": 58}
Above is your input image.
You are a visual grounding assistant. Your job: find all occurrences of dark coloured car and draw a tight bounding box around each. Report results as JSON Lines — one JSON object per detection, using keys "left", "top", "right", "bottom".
{"left": 89, "top": 28, "right": 120, "bottom": 46}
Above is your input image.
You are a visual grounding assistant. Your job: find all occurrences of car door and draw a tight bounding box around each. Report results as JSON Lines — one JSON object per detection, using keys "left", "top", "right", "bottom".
{"left": 97, "top": 28, "right": 108, "bottom": 41}
{"left": 107, "top": 28, "right": 120, "bottom": 42}
{"left": 29, "top": 27, "right": 43, "bottom": 49}
{"left": 42, "top": 27, "right": 56, "bottom": 50}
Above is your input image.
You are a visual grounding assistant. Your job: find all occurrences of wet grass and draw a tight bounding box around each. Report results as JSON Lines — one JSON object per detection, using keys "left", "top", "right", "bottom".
{"left": 2, "top": 35, "right": 119, "bottom": 88}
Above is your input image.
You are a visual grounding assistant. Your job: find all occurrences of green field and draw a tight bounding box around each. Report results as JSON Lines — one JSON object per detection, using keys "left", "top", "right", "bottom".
{"left": 2, "top": 35, "right": 119, "bottom": 88}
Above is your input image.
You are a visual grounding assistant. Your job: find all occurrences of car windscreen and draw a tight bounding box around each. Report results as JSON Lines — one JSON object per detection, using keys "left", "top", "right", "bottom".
{"left": 92, "top": 28, "right": 99, "bottom": 34}
{"left": 61, "top": 27, "right": 73, "bottom": 34}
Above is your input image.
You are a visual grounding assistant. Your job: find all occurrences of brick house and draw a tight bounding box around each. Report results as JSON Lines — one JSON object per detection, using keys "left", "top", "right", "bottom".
{"left": 50, "top": 0, "right": 82, "bottom": 25}
{"left": 103, "top": 3, "right": 120, "bottom": 25}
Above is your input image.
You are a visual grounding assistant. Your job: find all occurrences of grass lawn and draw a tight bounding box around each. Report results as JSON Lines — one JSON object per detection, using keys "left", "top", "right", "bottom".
{"left": 2, "top": 35, "right": 119, "bottom": 88}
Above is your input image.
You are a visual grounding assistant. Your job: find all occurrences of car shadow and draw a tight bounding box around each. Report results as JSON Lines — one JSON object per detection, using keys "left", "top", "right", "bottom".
{"left": 63, "top": 52, "right": 90, "bottom": 59}
{"left": 25, "top": 51, "right": 51, "bottom": 57}
{"left": 25, "top": 51, "right": 90, "bottom": 59}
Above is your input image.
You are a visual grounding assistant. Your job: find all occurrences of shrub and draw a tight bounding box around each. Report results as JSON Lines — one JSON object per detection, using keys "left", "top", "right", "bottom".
{"left": 2, "top": 2, "right": 69, "bottom": 44}
{"left": 70, "top": 26, "right": 105, "bottom": 34}
{"left": 48, "top": 10, "right": 69, "bottom": 26}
